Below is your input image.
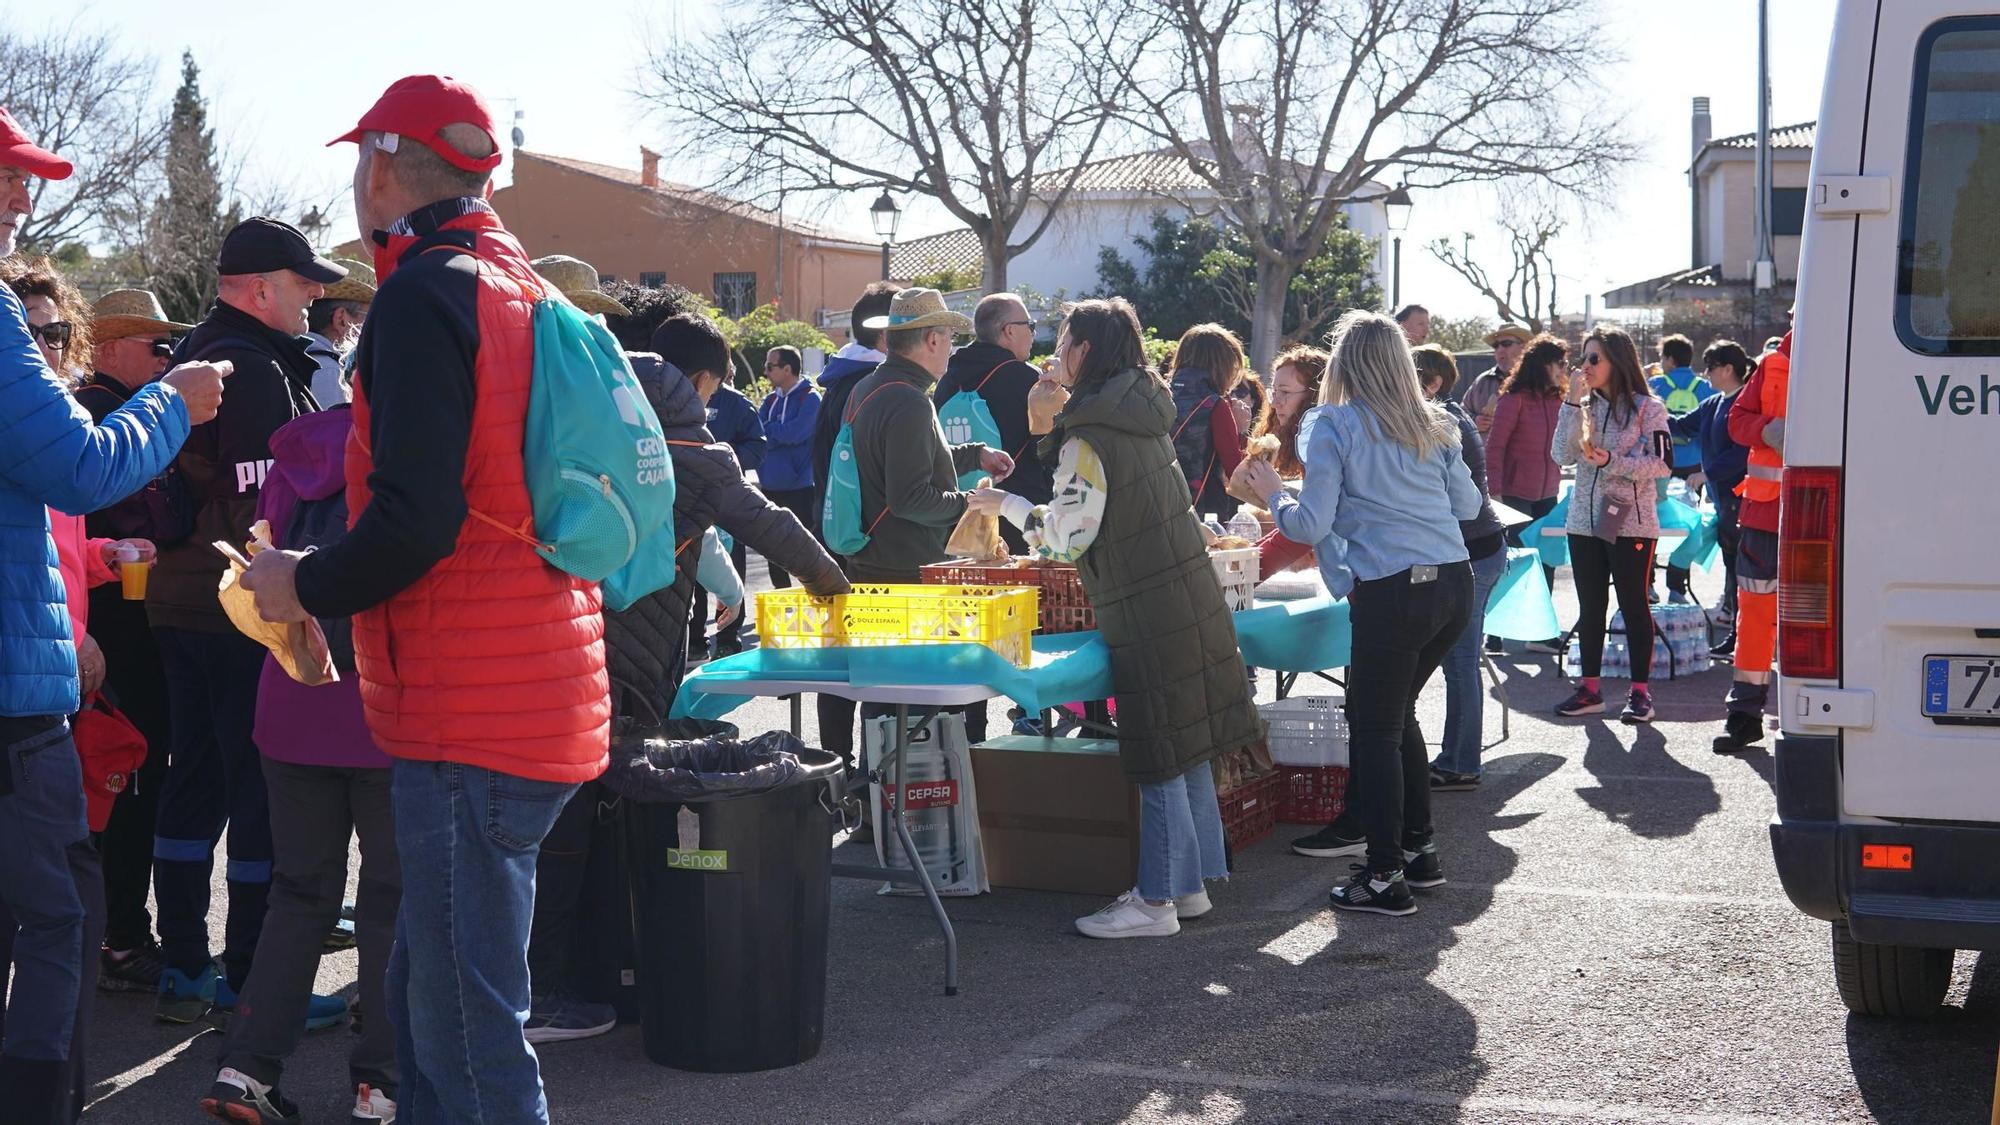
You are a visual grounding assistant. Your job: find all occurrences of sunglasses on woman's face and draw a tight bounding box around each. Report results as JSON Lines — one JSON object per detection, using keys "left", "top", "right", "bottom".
{"left": 1581, "top": 353, "right": 1603, "bottom": 368}
{"left": 28, "top": 321, "right": 72, "bottom": 350}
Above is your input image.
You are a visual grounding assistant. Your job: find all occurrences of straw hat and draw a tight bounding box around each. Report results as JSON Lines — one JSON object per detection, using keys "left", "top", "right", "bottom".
{"left": 1483, "top": 324, "right": 1531, "bottom": 347}
{"left": 859, "top": 287, "right": 972, "bottom": 335}
{"left": 90, "top": 289, "right": 192, "bottom": 341}
{"left": 530, "top": 254, "right": 631, "bottom": 317}
{"left": 319, "top": 258, "right": 377, "bottom": 304}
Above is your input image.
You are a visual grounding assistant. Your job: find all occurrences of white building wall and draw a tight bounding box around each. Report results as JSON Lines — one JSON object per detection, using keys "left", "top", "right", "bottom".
{"left": 1000, "top": 194, "right": 1391, "bottom": 305}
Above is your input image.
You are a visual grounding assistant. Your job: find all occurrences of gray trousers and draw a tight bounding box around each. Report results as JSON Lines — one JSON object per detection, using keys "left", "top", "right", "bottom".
{"left": 219, "top": 759, "right": 400, "bottom": 1091}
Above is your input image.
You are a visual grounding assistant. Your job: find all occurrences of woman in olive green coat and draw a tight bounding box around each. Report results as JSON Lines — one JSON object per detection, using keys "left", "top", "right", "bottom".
{"left": 969, "top": 298, "right": 1263, "bottom": 939}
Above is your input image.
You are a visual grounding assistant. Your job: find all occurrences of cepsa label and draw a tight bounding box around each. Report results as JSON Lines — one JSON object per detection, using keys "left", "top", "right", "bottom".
{"left": 883, "top": 779, "right": 959, "bottom": 811}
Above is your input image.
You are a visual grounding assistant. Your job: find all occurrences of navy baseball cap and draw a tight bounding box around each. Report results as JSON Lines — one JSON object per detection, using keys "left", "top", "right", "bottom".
{"left": 216, "top": 216, "right": 347, "bottom": 282}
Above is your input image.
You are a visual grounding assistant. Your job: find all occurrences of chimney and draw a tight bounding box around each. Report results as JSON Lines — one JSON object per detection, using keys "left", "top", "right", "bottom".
{"left": 640, "top": 146, "right": 661, "bottom": 189}
{"left": 1690, "top": 96, "right": 1712, "bottom": 269}
{"left": 1691, "top": 96, "right": 1712, "bottom": 165}
{"left": 1226, "top": 103, "right": 1266, "bottom": 172}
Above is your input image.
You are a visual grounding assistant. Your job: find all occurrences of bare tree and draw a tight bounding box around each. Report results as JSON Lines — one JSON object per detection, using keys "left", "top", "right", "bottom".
{"left": 0, "top": 26, "right": 167, "bottom": 252}
{"left": 1428, "top": 192, "right": 1566, "bottom": 331}
{"left": 1125, "top": 0, "right": 1631, "bottom": 370}
{"left": 636, "top": 0, "right": 1150, "bottom": 291}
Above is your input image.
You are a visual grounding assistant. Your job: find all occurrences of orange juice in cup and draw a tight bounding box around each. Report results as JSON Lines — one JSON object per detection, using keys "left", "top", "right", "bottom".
{"left": 114, "top": 544, "right": 150, "bottom": 601}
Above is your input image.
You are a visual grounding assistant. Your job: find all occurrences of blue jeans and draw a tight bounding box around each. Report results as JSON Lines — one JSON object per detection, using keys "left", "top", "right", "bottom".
{"left": 0, "top": 717, "right": 87, "bottom": 1062}
{"left": 1136, "top": 764, "right": 1228, "bottom": 902}
{"left": 387, "top": 760, "right": 576, "bottom": 1125}
{"left": 1436, "top": 548, "right": 1509, "bottom": 777}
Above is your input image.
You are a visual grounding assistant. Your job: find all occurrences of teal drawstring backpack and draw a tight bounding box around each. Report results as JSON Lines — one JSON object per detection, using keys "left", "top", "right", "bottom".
{"left": 820, "top": 381, "right": 919, "bottom": 555}
{"left": 521, "top": 298, "right": 678, "bottom": 611}
{"left": 935, "top": 363, "right": 1007, "bottom": 490}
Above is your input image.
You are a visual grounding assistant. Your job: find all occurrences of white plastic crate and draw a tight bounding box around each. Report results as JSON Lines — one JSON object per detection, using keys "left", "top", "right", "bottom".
{"left": 1210, "top": 547, "right": 1260, "bottom": 612}
{"left": 1260, "top": 695, "right": 1349, "bottom": 767}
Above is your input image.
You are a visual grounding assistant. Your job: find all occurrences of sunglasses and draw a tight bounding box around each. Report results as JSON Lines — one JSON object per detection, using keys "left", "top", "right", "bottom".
{"left": 150, "top": 340, "right": 175, "bottom": 358}
{"left": 28, "top": 321, "right": 71, "bottom": 350}
{"left": 1581, "top": 353, "right": 1604, "bottom": 367}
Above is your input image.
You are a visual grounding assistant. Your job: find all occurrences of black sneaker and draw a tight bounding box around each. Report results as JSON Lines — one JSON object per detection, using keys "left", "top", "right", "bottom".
{"left": 1554, "top": 685, "right": 1604, "bottom": 717}
{"left": 1290, "top": 825, "right": 1367, "bottom": 858}
{"left": 200, "top": 1067, "right": 301, "bottom": 1123}
{"left": 1484, "top": 636, "right": 1504, "bottom": 655}
{"left": 1329, "top": 866, "right": 1417, "bottom": 916}
{"left": 1401, "top": 847, "right": 1446, "bottom": 889}
{"left": 98, "top": 938, "right": 166, "bottom": 993}
{"left": 1428, "top": 767, "right": 1479, "bottom": 792}
{"left": 1713, "top": 709, "right": 1764, "bottom": 753}
{"left": 1524, "top": 639, "right": 1565, "bottom": 655}
{"left": 1621, "top": 690, "right": 1656, "bottom": 725}
{"left": 1710, "top": 633, "right": 1737, "bottom": 659}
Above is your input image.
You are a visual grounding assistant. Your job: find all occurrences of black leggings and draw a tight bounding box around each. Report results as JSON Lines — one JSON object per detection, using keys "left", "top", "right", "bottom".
{"left": 1568, "top": 535, "right": 1657, "bottom": 682}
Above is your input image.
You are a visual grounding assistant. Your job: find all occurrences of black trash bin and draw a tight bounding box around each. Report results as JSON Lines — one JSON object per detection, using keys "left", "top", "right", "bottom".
{"left": 603, "top": 718, "right": 844, "bottom": 1073}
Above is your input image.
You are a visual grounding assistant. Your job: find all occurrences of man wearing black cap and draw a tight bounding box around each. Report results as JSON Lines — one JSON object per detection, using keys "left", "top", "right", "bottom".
{"left": 145, "top": 216, "right": 352, "bottom": 1029}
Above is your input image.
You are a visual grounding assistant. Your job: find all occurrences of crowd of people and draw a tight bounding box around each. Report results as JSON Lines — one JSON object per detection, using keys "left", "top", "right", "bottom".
{"left": 0, "top": 71, "right": 1789, "bottom": 1125}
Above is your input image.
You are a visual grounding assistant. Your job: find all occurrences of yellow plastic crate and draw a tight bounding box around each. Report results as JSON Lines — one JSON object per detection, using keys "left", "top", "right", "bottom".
{"left": 754, "top": 584, "right": 1038, "bottom": 667}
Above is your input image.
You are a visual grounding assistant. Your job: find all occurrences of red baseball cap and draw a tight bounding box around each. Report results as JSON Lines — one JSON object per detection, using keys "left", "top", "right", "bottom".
{"left": 328, "top": 75, "right": 502, "bottom": 174}
{"left": 0, "top": 106, "right": 74, "bottom": 180}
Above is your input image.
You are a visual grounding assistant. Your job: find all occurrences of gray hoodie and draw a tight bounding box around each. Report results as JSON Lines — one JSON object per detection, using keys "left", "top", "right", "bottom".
{"left": 1551, "top": 393, "right": 1672, "bottom": 538}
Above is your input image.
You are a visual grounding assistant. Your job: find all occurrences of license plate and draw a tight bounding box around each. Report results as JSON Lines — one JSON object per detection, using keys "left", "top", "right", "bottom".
{"left": 1922, "top": 655, "right": 2000, "bottom": 721}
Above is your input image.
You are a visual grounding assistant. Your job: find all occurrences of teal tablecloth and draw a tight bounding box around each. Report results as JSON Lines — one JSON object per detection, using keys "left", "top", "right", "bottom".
{"left": 672, "top": 548, "right": 1558, "bottom": 722}
{"left": 1520, "top": 482, "right": 1720, "bottom": 572}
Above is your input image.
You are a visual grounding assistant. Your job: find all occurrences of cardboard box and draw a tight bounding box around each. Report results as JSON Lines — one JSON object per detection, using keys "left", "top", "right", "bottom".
{"left": 970, "top": 736, "right": 1140, "bottom": 897}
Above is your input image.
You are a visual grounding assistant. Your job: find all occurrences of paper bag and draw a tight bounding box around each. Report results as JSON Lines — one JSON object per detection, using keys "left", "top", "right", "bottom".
{"left": 946, "top": 476, "right": 1008, "bottom": 562}
{"left": 214, "top": 540, "right": 338, "bottom": 686}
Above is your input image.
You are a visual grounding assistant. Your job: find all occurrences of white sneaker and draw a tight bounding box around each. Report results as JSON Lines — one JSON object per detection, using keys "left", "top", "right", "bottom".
{"left": 1075, "top": 890, "right": 1180, "bottom": 939}
{"left": 1174, "top": 888, "right": 1213, "bottom": 919}
{"left": 353, "top": 1081, "right": 397, "bottom": 1124}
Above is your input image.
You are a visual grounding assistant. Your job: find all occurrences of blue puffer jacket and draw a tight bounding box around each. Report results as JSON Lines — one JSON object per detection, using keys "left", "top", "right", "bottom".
{"left": 0, "top": 286, "right": 189, "bottom": 717}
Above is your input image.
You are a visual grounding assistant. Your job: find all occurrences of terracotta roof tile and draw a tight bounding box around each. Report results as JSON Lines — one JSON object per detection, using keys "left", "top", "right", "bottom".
{"left": 890, "top": 228, "right": 985, "bottom": 280}
{"left": 513, "top": 151, "right": 873, "bottom": 246}
{"left": 1704, "top": 121, "right": 1816, "bottom": 152}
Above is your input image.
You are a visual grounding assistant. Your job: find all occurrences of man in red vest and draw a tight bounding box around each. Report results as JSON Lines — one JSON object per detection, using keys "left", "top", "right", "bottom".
{"left": 243, "top": 75, "right": 607, "bottom": 1125}
{"left": 1715, "top": 330, "right": 1790, "bottom": 753}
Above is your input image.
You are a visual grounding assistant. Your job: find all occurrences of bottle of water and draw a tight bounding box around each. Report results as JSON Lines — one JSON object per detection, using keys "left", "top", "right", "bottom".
{"left": 1226, "top": 504, "right": 1262, "bottom": 542}
{"left": 1204, "top": 515, "right": 1228, "bottom": 541}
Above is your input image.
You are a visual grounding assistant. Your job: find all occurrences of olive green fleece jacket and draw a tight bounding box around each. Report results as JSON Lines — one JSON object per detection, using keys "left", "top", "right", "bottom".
{"left": 846, "top": 354, "right": 987, "bottom": 579}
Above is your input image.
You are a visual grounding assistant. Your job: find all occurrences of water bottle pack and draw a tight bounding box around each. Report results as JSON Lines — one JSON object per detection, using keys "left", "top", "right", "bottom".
{"left": 1564, "top": 605, "right": 1715, "bottom": 680}
{"left": 866, "top": 713, "right": 989, "bottom": 897}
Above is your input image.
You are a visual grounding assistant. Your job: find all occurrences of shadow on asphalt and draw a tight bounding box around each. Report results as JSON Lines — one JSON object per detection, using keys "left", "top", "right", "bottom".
{"left": 1846, "top": 950, "right": 2000, "bottom": 1125}
{"left": 1574, "top": 721, "right": 1720, "bottom": 840}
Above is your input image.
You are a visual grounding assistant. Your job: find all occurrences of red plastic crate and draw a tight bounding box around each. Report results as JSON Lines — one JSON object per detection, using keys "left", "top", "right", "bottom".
{"left": 921, "top": 560, "right": 1097, "bottom": 634}
{"left": 1219, "top": 772, "right": 1281, "bottom": 850}
{"left": 1276, "top": 764, "right": 1349, "bottom": 825}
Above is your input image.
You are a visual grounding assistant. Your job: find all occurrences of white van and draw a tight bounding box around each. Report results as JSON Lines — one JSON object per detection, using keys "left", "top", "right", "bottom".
{"left": 1771, "top": 1, "right": 2000, "bottom": 1017}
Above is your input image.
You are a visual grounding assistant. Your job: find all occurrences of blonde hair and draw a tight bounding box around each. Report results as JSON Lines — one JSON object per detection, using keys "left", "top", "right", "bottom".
{"left": 1320, "top": 310, "right": 1458, "bottom": 456}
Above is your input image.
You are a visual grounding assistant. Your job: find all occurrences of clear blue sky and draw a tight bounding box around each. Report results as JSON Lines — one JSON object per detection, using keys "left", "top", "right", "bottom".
{"left": 8, "top": 0, "right": 1835, "bottom": 319}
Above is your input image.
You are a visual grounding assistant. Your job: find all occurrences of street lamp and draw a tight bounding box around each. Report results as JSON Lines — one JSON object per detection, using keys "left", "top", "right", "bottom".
{"left": 870, "top": 190, "right": 902, "bottom": 281}
{"left": 1384, "top": 182, "right": 1414, "bottom": 309}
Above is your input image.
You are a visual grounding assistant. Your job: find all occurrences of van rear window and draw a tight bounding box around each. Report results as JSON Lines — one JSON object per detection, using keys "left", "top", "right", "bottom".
{"left": 1898, "top": 19, "right": 2000, "bottom": 355}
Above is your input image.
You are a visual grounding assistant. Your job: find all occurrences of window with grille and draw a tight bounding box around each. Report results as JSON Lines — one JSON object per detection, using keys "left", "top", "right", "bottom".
{"left": 714, "top": 272, "right": 757, "bottom": 318}
{"left": 640, "top": 271, "right": 666, "bottom": 287}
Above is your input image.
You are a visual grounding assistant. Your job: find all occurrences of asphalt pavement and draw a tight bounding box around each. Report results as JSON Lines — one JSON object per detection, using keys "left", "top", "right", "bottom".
{"left": 80, "top": 559, "right": 2000, "bottom": 1124}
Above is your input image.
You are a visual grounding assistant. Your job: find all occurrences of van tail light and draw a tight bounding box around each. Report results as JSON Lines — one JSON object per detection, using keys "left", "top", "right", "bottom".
{"left": 1779, "top": 466, "right": 1841, "bottom": 680}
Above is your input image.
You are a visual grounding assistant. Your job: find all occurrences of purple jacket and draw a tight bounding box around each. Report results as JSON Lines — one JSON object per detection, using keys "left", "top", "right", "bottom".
{"left": 251, "top": 407, "right": 387, "bottom": 769}
{"left": 1483, "top": 391, "right": 1564, "bottom": 502}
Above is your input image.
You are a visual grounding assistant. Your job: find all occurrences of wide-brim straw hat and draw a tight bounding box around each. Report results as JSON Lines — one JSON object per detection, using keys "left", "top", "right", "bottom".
{"left": 320, "top": 258, "right": 378, "bottom": 304}
{"left": 531, "top": 254, "right": 631, "bottom": 317}
{"left": 860, "top": 287, "right": 972, "bottom": 335}
{"left": 91, "top": 289, "right": 192, "bottom": 341}
{"left": 1483, "top": 324, "right": 1531, "bottom": 346}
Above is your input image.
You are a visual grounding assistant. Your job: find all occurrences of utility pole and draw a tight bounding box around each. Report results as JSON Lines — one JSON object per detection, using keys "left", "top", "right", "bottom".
{"left": 1751, "top": 0, "right": 1777, "bottom": 345}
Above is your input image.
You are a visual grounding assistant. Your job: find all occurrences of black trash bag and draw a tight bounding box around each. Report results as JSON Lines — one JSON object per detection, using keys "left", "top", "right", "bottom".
{"left": 605, "top": 718, "right": 810, "bottom": 804}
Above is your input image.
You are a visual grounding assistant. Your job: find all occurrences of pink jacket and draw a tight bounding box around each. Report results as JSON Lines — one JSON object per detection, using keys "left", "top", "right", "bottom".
{"left": 48, "top": 509, "right": 115, "bottom": 639}
{"left": 1483, "top": 392, "right": 1564, "bottom": 502}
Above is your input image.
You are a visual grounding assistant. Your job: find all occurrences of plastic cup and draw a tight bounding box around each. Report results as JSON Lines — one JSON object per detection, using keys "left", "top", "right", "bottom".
{"left": 114, "top": 545, "right": 150, "bottom": 601}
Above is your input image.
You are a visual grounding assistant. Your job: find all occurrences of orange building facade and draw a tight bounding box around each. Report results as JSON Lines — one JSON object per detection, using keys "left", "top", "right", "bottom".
{"left": 489, "top": 149, "right": 883, "bottom": 328}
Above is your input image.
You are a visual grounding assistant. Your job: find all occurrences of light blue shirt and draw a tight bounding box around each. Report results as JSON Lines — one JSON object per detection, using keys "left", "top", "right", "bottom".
{"left": 1270, "top": 402, "right": 1482, "bottom": 597}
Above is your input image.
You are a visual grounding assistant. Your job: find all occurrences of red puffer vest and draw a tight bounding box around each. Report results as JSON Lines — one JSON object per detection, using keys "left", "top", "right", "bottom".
{"left": 345, "top": 208, "right": 609, "bottom": 783}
